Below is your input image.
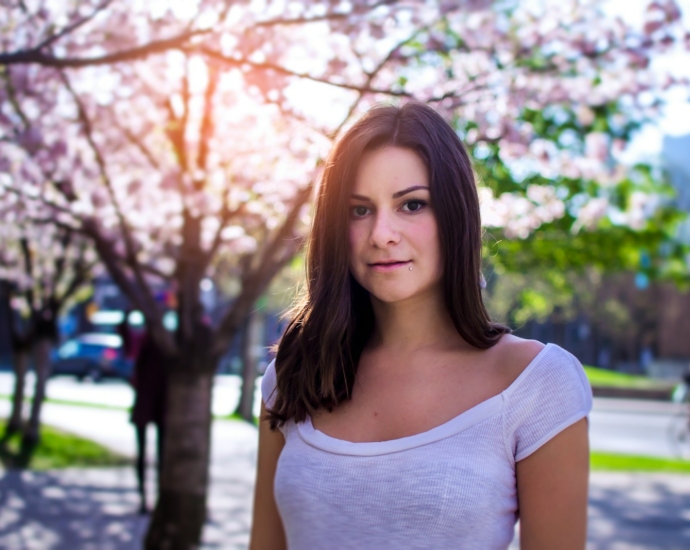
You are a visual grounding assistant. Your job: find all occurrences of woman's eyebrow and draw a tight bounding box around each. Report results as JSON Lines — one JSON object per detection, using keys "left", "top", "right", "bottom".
{"left": 392, "top": 185, "right": 429, "bottom": 199}
{"left": 351, "top": 185, "right": 430, "bottom": 202}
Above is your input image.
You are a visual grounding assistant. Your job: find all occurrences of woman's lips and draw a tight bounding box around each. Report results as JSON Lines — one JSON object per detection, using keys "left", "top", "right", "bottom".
{"left": 368, "top": 260, "right": 411, "bottom": 273}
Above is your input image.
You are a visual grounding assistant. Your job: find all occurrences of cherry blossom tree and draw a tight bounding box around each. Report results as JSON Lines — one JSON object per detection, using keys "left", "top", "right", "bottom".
{"left": 1, "top": 0, "right": 688, "bottom": 546}
{"left": 0, "top": 212, "right": 95, "bottom": 451}
{"left": 0, "top": 63, "right": 97, "bottom": 452}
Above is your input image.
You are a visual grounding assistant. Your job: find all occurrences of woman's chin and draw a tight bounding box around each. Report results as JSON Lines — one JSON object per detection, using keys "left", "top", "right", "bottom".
{"left": 367, "top": 286, "right": 426, "bottom": 305}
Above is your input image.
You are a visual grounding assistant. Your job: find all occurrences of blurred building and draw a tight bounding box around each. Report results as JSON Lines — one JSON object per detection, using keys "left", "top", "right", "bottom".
{"left": 651, "top": 133, "right": 690, "bottom": 378}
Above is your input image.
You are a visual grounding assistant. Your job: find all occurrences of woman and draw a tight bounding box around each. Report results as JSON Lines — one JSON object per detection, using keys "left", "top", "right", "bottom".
{"left": 251, "top": 103, "right": 592, "bottom": 549}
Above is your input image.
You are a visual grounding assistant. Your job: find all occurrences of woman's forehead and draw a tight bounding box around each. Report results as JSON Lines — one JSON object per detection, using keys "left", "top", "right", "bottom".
{"left": 352, "top": 146, "right": 429, "bottom": 197}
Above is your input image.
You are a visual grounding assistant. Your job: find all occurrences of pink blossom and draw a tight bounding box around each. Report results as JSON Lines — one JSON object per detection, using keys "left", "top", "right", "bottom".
{"left": 585, "top": 132, "right": 609, "bottom": 163}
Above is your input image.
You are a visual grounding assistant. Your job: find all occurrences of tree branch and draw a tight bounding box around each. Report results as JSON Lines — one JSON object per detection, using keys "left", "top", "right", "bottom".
{"left": 19, "top": 236, "right": 35, "bottom": 309}
{"left": 2, "top": 66, "right": 30, "bottom": 129}
{"left": 55, "top": 241, "right": 97, "bottom": 312}
{"left": 199, "top": 200, "right": 246, "bottom": 276}
{"left": 199, "top": 47, "right": 479, "bottom": 104}
{"left": 32, "top": 0, "right": 113, "bottom": 52}
{"left": 49, "top": 226, "right": 73, "bottom": 302}
{"left": 58, "top": 71, "right": 171, "bottom": 347}
{"left": 212, "top": 180, "right": 313, "bottom": 355}
{"left": 0, "top": 29, "right": 204, "bottom": 68}
{"left": 81, "top": 217, "right": 176, "bottom": 354}
{"left": 196, "top": 62, "right": 218, "bottom": 172}
{"left": 198, "top": 48, "right": 414, "bottom": 97}
{"left": 254, "top": 1, "right": 394, "bottom": 27}
{"left": 1, "top": 184, "right": 80, "bottom": 221}
{"left": 29, "top": 215, "right": 81, "bottom": 232}
{"left": 110, "top": 117, "right": 160, "bottom": 169}
{"left": 110, "top": 252, "right": 172, "bottom": 281}
{"left": 330, "top": 24, "right": 432, "bottom": 139}
{"left": 59, "top": 70, "right": 154, "bottom": 301}
{"left": 163, "top": 63, "right": 190, "bottom": 175}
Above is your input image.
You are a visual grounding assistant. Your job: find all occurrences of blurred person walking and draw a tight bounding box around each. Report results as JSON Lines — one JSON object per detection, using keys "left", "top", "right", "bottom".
{"left": 129, "top": 329, "right": 169, "bottom": 515}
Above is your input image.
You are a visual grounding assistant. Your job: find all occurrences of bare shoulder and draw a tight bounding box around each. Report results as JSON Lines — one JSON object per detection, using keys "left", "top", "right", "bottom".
{"left": 490, "top": 334, "right": 545, "bottom": 388}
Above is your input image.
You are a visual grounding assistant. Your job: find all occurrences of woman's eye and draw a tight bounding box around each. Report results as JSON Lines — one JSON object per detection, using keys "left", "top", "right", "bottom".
{"left": 401, "top": 200, "right": 427, "bottom": 213}
{"left": 351, "top": 205, "right": 370, "bottom": 218}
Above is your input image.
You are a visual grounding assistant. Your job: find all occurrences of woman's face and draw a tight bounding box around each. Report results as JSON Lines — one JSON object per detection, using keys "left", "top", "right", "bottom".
{"left": 348, "top": 146, "right": 443, "bottom": 305}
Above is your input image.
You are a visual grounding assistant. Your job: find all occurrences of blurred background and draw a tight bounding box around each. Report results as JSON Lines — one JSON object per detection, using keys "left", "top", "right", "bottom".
{"left": 0, "top": 0, "right": 689, "bottom": 548}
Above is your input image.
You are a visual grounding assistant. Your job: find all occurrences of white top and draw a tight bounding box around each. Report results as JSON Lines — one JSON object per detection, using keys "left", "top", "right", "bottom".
{"left": 261, "top": 343, "right": 592, "bottom": 550}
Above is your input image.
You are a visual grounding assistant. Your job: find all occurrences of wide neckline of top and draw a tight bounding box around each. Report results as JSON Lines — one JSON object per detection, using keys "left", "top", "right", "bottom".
{"left": 296, "top": 343, "right": 555, "bottom": 456}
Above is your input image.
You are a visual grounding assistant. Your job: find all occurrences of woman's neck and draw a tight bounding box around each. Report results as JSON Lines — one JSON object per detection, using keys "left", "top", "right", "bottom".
{"left": 368, "top": 288, "right": 467, "bottom": 354}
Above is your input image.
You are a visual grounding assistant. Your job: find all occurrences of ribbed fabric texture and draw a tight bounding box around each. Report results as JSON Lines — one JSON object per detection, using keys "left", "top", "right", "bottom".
{"left": 261, "top": 343, "right": 592, "bottom": 550}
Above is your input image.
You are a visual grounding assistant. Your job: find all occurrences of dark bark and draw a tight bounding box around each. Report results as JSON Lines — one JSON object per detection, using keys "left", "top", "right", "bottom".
{"left": 5, "top": 296, "right": 33, "bottom": 438}
{"left": 25, "top": 336, "right": 53, "bottom": 444}
{"left": 6, "top": 348, "right": 30, "bottom": 437}
{"left": 145, "top": 326, "right": 215, "bottom": 549}
{"left": 0, "top": 30, "right": 203, "bottom": 68}
{"left": 237, "top": 308, "right": 264, "bottom": 422}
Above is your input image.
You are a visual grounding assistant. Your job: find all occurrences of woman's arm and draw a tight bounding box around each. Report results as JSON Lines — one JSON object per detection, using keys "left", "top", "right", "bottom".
{"left": 249, "top": 402, "right": 287, "bottom": 550}
{"left": 516, "top": 417, "right": 590, "bottom": 549}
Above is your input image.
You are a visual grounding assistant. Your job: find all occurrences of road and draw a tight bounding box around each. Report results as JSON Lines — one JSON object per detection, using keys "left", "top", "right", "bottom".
{"left": 589, "top": 398, "right": 685, "bottom": 458}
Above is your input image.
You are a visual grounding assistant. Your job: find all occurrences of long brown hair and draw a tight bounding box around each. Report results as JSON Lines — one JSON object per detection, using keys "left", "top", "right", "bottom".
{"left": 267, "top": 102, "right": 510, "bottom": 429}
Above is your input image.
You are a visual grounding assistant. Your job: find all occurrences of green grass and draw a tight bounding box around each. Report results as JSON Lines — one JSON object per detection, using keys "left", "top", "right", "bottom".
{"left": 591, "top": 452, "right": 690, "bottom": 474}
{"left": 225, "top": 411, "right": 258, "bottom": 425}
{"left": 583, "top": 366, "right": 673, "bottom": 390}
{"left": 0, "top": 419, "right": 130, "bottom": 470}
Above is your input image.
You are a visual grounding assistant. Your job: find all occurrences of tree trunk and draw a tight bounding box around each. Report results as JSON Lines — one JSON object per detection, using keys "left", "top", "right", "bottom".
{"left": 25, "top": 336, "right": 53, "bottom": 444}
{"left": 6, "top": 348, "right": 30, "bottom": 437}
{"left": 145, "top": 359, "right": 214, "bottom": 549}
{"left": 237, "top": 308, "right": 264, "bottom": 422}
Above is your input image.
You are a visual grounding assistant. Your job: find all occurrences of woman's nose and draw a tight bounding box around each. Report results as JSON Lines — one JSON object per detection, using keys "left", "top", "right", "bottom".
{"left": 369, "top": 211, "right": 400, "bottom": 248}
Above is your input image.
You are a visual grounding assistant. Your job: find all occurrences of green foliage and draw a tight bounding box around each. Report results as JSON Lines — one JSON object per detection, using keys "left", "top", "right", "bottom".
{"left": 470, "top": 96, "right": 688, "bottom": 329}
{"left": 264, "top": 252, "right": 306, "bottom": 312}
{"left": 0, "top": 419, "right": 130, "bottom": 470}
{"left": 484, "top": 269, "right": 577, "bottom": 326}
{"left": 486, "top": 218, "right": 687, "bottom": 281}
{"left": 583, "top": 366, "right": 672, "bottom": 390}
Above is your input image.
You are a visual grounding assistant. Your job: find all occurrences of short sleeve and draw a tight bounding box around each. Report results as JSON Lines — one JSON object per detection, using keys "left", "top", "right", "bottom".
{"left": 502, "top": 344, "right": 593, "bottom": 462}
{"left": 261, "top": 358, "right": 278, "bottom": 409}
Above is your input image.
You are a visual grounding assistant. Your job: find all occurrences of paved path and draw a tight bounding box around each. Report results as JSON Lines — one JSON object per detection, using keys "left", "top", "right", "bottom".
{"left": 2, "top": 377, "right": 690, "bottom": 548}
{"left": 3, "top": 466, "right": 690, "bottom": 549}
{"left": 0, "top": 409, "right": 257, "bottom": 548}
{"left": 586, "top": 472, "right": 690, "bottom": 550}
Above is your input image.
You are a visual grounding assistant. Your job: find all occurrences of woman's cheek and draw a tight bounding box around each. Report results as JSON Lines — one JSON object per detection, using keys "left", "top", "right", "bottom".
{"left": 349, "top": 225, "right": 365, "bottom": 256}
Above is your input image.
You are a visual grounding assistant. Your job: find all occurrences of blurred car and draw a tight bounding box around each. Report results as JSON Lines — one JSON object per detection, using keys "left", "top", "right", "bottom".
{"left": 51, "top": 333, "right": 133, "bottom": 382}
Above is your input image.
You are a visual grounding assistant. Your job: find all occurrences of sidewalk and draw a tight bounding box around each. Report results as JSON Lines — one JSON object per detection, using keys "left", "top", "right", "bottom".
{"left": 2, "top": 397, "right": 690, "bottom": 547}
{"left": 0, "top": 468, "right": 149, "bottom": 549}
{"left": 3, "top": 465, "right": 690, "bottom": 548}
{"left": 587, "top": 472, "right": 690, "bottom": 549}
{"left": 0, "top": 399, "right": 258, "bottom": 549}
